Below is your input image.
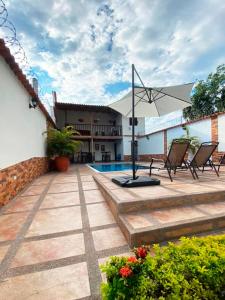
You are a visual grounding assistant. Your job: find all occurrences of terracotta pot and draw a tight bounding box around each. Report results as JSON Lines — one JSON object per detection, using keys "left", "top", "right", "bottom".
{"left": 55, "top": 156, "right": 70, "bottom": 172}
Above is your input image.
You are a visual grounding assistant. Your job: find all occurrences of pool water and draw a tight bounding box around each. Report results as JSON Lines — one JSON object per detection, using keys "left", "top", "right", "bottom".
{"left": 89, "top": 163, "right": 149, "bottom": 172}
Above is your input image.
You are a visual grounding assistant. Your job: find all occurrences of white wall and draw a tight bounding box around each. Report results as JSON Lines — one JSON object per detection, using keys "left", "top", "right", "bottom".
{"left": 167, "top": 119, "right": 211, "bottom": 149}
{"left": 188, "top": 119, "right": 211, "bottom": 143}
{"left": 138, "top": 131, "right": 164, "bottom": 155}
{"left": 123, "top": 136, "right": 132, "bottom": 155}
{"left": 218, "top": 114, "right": 225, "bottom": 151}
{"left": 0, "top": 57, "right": 47, "bottom": 169}
{"left": 93, "top": 142, "right": 115, "bottom": 161}
{"left": 122, "top": 116, "right": 145, "bottom": 136}
{"left": 167, "top": 126, "right": 184, "bottom": 148}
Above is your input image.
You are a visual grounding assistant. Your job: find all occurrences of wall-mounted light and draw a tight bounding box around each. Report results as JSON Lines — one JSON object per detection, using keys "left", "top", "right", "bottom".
{"left": 146, "top": 135, "right": 150, "bottom": 140}
{"left": 29, "top": 97, "right": 38, "bottom": 109}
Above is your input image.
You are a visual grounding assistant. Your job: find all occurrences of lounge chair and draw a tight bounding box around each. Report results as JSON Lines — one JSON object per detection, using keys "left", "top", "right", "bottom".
{"left": 218, "top": 154, "right": 225, "bottom": 172}
{"left": 186, "top": 142, "right": 219, "bottom": 179}
{"left": 149, "top": 139, "right": 190, "bottom": 182}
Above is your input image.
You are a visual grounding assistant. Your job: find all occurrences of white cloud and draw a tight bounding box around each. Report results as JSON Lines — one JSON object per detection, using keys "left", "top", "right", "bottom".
{"left": 2, "top": 0, "right": 225, "bottom": 127}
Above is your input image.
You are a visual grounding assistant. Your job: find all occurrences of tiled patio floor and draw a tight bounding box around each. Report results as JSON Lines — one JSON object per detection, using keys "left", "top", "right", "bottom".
{"left": 0, "top": 165, "right": 130, "bottom": 300}
{"left": 1, "top": 164, "right": 225, "bottom": 299}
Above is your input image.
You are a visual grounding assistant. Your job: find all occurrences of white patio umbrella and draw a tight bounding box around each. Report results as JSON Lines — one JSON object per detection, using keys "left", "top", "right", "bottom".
{"left": 108, "top": 64, "right": 194, "bottom": 187}
{"left": 109, "top": 84, "right": 194, "bottom": 118}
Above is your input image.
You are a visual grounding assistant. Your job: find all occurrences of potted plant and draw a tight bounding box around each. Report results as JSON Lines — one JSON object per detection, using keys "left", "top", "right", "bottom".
{"left": 45, "top": 126, "right": 81, "bottom": 172}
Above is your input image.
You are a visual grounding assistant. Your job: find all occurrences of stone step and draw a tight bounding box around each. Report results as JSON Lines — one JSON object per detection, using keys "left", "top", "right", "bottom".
{"left": 118, "top": 201, "right": 225, "bottom": 247}
{"left": 94, "top": 175, "right": 225, "bottom": 214}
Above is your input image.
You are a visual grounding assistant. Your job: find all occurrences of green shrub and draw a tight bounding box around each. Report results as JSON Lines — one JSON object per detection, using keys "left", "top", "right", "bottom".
{"left": 44, "top": 126, "right": 81, "bottom": 157}
{"left": 100, "top": 235, "right": 225, "bottom": 299}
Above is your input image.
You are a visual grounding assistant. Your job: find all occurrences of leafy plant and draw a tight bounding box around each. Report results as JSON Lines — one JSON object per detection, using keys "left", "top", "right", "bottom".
{"left": 101, "top": 235, "right": 225, "bottom": 300}
{"left": 184, "top": 64, "right": 225, "bottom": 120}
{"left": 44, "top": 126, "right": 81, "bottom": 157}
{"left": 180, "top": 125, "right": 200, "bottom": 155}
{"left": 168, "top": 125, "right": 200, "bottom": 155}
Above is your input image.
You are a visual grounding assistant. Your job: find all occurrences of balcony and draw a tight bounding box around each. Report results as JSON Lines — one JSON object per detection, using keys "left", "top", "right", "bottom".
{"left": 69, "top": 123, "right": 123, "bottom": 139}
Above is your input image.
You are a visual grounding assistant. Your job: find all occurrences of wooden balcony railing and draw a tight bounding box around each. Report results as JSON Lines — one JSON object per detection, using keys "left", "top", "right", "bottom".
{"left": 68, "top": 123, "right": 122, "bottom": 136}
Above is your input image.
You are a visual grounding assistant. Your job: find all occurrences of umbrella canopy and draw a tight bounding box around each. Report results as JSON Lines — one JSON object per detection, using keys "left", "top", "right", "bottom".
{"left": 108, "top": 83, "right": 194, "bottom": 118}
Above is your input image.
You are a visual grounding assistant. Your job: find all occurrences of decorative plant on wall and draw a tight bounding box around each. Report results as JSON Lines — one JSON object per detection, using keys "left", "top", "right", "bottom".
{"left": 168, "top": 125, "right": 200, "bottom": 159}
{"left": 180, "top": 125, "right": 200, "bottom": 157}
{"left": 44, "top": 126, "right": 81, "bottom": 171}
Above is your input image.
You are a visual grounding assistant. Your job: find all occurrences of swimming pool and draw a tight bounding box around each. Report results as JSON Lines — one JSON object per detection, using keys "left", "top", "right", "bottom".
{"left": 89, "top": 163, "right": 149, "bottom": 172}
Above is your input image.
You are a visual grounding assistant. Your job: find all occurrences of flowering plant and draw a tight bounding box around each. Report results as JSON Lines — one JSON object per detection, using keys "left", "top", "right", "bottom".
{"left": 133, "top": 245, "right": 150, "bottom": 259}
{"left": 101, "top": 236, "right": 225, "bottom": 300}
{"left": 119, "top": 266, "right": 132, "bottom": 278}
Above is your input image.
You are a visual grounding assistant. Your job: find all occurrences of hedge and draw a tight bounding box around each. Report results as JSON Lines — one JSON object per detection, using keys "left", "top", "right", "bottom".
{"left": 100, "top": 235, "right": 225, "bottom": 299}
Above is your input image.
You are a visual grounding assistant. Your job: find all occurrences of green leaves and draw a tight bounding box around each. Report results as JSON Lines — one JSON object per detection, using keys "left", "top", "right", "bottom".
{"left": 101, "top": 235, "right": 225, "bottom": 299}
{"left": 44, "top": 126, "right": 82, "bottom": 157}
{"left": 184, "top": 64, "right": 225, "bottom": 120}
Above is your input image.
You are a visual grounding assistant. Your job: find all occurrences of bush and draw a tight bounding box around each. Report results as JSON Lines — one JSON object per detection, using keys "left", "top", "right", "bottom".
{"left": 100, "top": 235, "right": 225, "bottom": 299}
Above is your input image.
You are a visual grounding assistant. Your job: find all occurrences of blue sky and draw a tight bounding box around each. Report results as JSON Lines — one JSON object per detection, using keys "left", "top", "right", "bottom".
{"left": 1, "top": 0, "right": 225, "bottom": 131}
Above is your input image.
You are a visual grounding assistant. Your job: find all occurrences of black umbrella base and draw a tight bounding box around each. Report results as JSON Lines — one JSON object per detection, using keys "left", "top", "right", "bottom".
{"left": 112, "top": 176, "right": 160, "bottom": 188}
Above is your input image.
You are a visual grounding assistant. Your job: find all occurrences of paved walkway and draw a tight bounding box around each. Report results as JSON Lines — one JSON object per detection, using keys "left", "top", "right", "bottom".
{"left": 0, "top": 165, "right": 130, "bottom": 299}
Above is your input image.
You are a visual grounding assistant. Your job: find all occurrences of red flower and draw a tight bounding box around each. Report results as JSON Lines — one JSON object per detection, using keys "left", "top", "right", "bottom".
{"left": 127, "top": 256, "right": 138, "bottom": 263}
{"left": 136, "top": 247, "right": 147, "bottom": 259}
{"left": 119, "top": 266, "right": 133, "bottom": 278}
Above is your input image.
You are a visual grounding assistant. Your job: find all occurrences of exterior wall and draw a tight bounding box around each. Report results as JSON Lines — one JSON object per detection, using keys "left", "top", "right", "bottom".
{"left": 93, "top": 141, "right": 116, "bottom": 161}
{"left": 137, "top": 112, "right": 225, "bottom": 161}
{"left": 0, "top": 157, "right": 48, "bottom": 206}
{"left": 121, "top": 116, "right": 145, "bottom": 136}
{"left": 138, "top": 131, "right": 164, "bottom": 155}
{"left": 0, "top": 55, "right": 49, "bottom": 205}
{"left": 0, "top": 56, "right": 47, "bottom": 170}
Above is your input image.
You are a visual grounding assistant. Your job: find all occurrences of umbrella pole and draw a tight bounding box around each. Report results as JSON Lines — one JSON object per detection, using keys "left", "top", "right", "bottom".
{"left": 132, "top": 64, "right": 136, "bottom": 180}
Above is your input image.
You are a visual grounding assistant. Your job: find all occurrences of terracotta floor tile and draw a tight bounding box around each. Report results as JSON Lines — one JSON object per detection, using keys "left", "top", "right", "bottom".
{"left": 84, "top": 190, "right": 105, "bottom": 204}
{"left": 131, "top": 186, "right": 179, "bottom": 199}
{"left": 87, "top": 203, "right": 115, "bottom": 227}
{"left": 102, "top": 182, "right": 120, "bottom": 190}
{"left": 92, "top": 227, "right": 127, "bottom": 251}
{"left": 93, "top": 175, "right": 109, "bottom": 182}
{"left": 26, "top": 207, "right": 82, "bottom": 237}
{"left": 0, "top": 263, "right": 90, "bottom": 299}
{"left": 4, "top": 195, "right": 39, "bottom": 213}
{"left": 12, "top": 233, "right": 85, "bottom": 267}
{"left": 81, "top": 181, "right": 98, "bottom": 190}
{"left": 0, "top": 213, "right": 28, "bottom": 241}
{"left": 80, "top": 175, "right": 94, "bottom": 182}
{"left": 0, "top": 245, "right": 9, "bottom": 262}
{"left": 53, "top": 176, "right": 78, "bottom": 183}
{"left": 150, "top": 207, "right": 206, "bottom": 224}
{"left": 40, "top": 192, "right": 80, "bottom": 209}
{"left": 22, "top": 185, "right": 46, "bottom": 196}
{"left": 112, "top": 189, "right": 136, "bottom": 201}
{"left": 32, "top": 175, "right": 53, "bottom": 185}
{"left": 197, "top": 202, "right": 225, "bottom": 215}
{"left": 48, "top": 183, "right": 78, "bottom": 194}
{"left": 125, "top": 214, "right": 154, "bottom": 229}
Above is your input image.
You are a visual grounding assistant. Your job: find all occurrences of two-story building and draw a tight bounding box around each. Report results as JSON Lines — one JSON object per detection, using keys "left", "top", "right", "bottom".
{"left": 54, "top": 98, "right": 145, "bottom": 162}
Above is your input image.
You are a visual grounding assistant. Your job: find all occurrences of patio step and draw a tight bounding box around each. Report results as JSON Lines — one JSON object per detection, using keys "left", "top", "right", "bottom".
{"left": 93, "top": 174, "right": 225, "bottom": 247}
{"left": 94, "top": 174, "right": 225, "bottom": 214}
{"left": 118, "top": 201, "right": 225, "bottom": 247}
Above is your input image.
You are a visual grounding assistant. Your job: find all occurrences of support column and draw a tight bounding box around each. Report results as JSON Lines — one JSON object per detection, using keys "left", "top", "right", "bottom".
{"left": 211, "top": 115, "right": 219, "bottom": 160}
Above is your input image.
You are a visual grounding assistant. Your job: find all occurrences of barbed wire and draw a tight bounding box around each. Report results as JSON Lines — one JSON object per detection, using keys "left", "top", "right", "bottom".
{"left": 0, "top": 0, "right": 52, "bottom": 111}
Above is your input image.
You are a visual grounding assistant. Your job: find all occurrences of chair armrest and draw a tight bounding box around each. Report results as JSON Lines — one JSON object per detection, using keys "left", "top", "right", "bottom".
{"left": 151, "top": 158, "right": 165, "bottom": 163}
